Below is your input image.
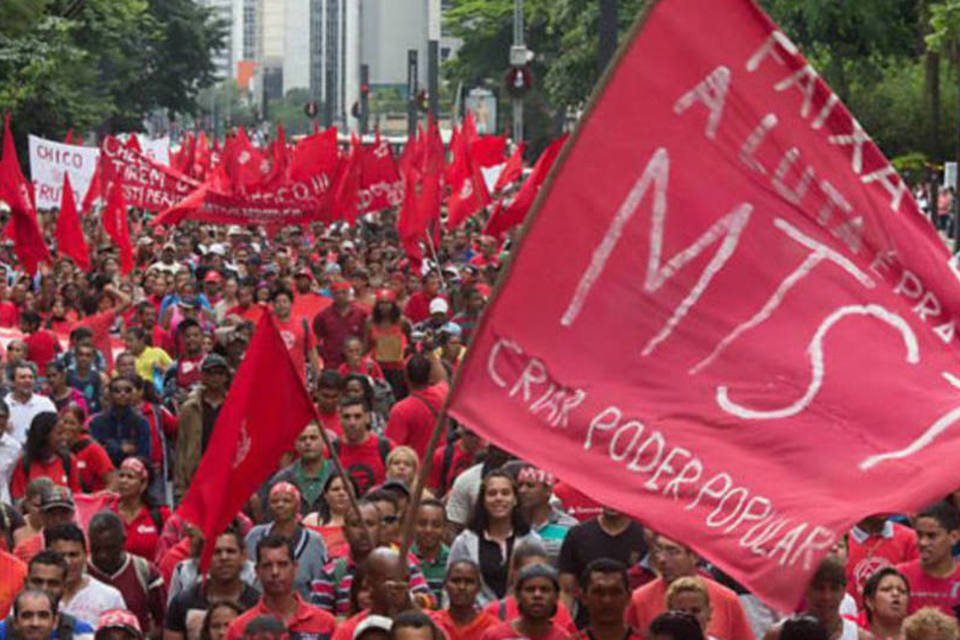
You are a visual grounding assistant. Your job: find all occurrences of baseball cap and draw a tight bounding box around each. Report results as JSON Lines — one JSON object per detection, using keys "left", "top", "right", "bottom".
{"left": 429, "top": 298, "right": 449, "bottom": 315}
{"left": 41, "top": 485, "right": 75, "bottom": 511}
{"left": 352, "top": 615, "right": 393, "bottom": 640}
{"left": 207, "top": 243, "right": 227, "bottom": 256}
{"left": 95, "top": 610, "right": 143, "bottom": 640}
{"left": 179, "top": 295, "right": 200, "bottom": 310}
{"left": 201, "top": 353, "right": 230, "bottom": 372}
{"left": 203, "top": 271, "right": 223, "bottom": 283}
{"left": 516, "top": 563, "right": 560, "bottom": 591}
{"left": 375, "top": 288, "right": 396, "bottom": 303}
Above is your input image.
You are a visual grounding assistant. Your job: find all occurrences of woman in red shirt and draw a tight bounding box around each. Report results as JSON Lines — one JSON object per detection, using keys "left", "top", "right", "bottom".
{"left": 367, "top": 289, "right": 411, "bottom": 398}
{"left": 108, "top": 456, "right": 170, "bottom": 561}
{"left": 10, "top": 411, "right": 80, "bottom": 499}
{"left": 59, "top": 404, "right": 115, "bottom": 494}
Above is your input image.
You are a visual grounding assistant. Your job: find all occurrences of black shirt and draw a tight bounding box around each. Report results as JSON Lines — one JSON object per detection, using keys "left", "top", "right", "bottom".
{"left": 557, "top": 517, "right": 647, "bottom": 579}
{"left": 164, "top": 582, "right": 260, "bottom": 639}
{"left": 200, "top": 399, "right": 222, "bottom": 452}
{"left": 478, "top": 533, "right": 518, "bottom": 600}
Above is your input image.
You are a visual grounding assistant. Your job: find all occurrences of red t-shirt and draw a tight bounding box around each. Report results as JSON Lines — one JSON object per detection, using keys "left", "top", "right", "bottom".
{"left": 483, "top": 597, "right": 578, "bottom": 634}
{"left": 337, "top": 357, "right": 385, "bottom": 381}
{"left": 481, "top": 621, "right": 570, "bottom": 640}
{"left": 24, "top": 330, "right": 60, "bottom": 369}
{"left": 226, "top": 595, "right": 336, "bottom": 640}
{"left": 552, "top": 482, "right": 603, "bottom": 522}
{"left": 12, "top": 533, "right": 43, "bottom": 564}
{"left": 175, "top": 354, "right": 204, "bottom": 391}
{"left": 428, "top": 441, "right": 477, "bottom": 495}
{"left": 317, "top": 409, "right": 342, "bottom": 440}
{"left": 140, "top": 402, "right": 177, "bottom": 469}
{"left": 896, "top": 559, "right": 960, "bottom": 616}
{"left": 151, "top": 325, "right": 175, "bottom": 355}
{"left": 403, "top": 292, "right": 446, "bottom": 325}
{"left": 0, "top": 301, "right": 20, "bottom": 328}
{"left": 385, "top": 382, "right": 448, "bottom": 462}
{"left": 431, "top": 610, "right": 501, "bottom": 640}
{"left": 10, "top": 454, "right": 81, "bottom": 499}
{"left": 847, "top": 522, "right": 918, "bottom": 607}
{"left": 275, "top": 314, "right": 317, "bottom": 380}
{"left": 109, "top": 498, "right": 170, "bottom": 562}
{"left": 158, "top": 537, "right": 192, "bottom": 584}
{"left": 73, "top": 435, "right": 115, "bottom": 493}
{"left": 0, "top": 550, "right": 26, "bottom": 618}
{"left": 336, "top": 433, "right": 390, "bottom": 495}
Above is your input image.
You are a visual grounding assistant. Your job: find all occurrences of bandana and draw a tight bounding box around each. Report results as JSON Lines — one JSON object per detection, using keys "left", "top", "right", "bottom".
{"left": 121, "top": 457, "right": 149, "bottom": 483}
{"left": 517, "top": 466, "right": 555, "bottom": 487}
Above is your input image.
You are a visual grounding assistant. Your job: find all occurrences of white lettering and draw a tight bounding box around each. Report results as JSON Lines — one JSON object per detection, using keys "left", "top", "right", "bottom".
{"left": 673, "top": 66, "right": 731, "bottom": 140}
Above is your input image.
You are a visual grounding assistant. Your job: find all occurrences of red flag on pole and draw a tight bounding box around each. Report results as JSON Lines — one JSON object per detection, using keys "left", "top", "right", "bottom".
{"left": 55, "top": 173, "right": 90, "bottom": 272}
{"left": 331, "top": 134, "right": 362, "bottom": 225}
{"left": 0, "top": 114, "right": 51, "bottom": 275}
{"left": 176, "top": 312, "right": 318, "bottom": 570}
{"left": 102, "top": 181, "right": 134, "bottom": 275}
{"left": 483, "top": 136, "right": 566, "bottom": 238}
{"left": 448, "top": 0, "right": 959, "bottom": 611}
{"left": 493, "top": 142, "right": 526, "bottom": 194}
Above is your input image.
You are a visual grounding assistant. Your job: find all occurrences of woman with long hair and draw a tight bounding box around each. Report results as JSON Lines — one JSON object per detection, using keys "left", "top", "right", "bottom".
{"left": 366, "top": 288, "right": 411, "bottom": 399}
{"left": 107, "top": 456, "right": 171, "bottom": 560}
{"left": 59, "top": 403, "right": 115, "bottom": 493}
{"left": 303, "top": 473, "right": 354, "bottom": 558}
{"left": 862, "top": 568, "right": 910, "bottom": 640}
{"left": 9, "top": 411, "right": 80, "bottom": 500}
{"left": 200, "top": 601, "right": 244, "bottom": 640}
{"left": 44, "top": 361, "right": 87, "bottom": 414}
{"left": 447, "top": 469, "right": 541, "bottom": 607}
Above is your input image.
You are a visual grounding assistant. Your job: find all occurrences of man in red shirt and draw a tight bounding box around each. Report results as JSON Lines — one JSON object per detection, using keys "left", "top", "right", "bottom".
{"left": 625, "top": 535, "right": 751, "bottom": 640}
{"left": 403, "top": 273, "right": 445, "bottom": 325}
{"left": 896, "top": 501, "right": 960, "bottom": 617}
{"left": 333, "top": 397, "right": 392, "bottom": 496}
{"left": 313, "top": 281, "right": 367, "bottom": 369}
{"left": 272, "top": 287, "right": 320, "bottom": 381}
{"left": 481, "top": 564, "right": 569, "bottom": 640}
{"left": 226, "top": 534, "right": 335, "bottom": 640}
{"left": 846, "top": 514, "right": 918, "bottom": 608}
{"left": 427, "top": 428, "right": 485, "bottom": 497}
{"left": 20, "top": 311, "right": 60, "bottom": 371}
{"left": 385, "top": 354, "right": 447, "bottom": 462}
{"left": 86, "top": 511, "right": 166, "bottom": 637}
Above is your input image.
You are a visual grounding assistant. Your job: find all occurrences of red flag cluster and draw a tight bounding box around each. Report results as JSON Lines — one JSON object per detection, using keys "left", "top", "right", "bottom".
{"left": 0, "top": 115, "right": 51, "bottom": 275}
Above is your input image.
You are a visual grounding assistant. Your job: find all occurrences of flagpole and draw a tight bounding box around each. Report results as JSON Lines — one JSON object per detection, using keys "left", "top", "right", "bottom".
{"left": 423, "top": 225, "right": 447, "bottom": 290}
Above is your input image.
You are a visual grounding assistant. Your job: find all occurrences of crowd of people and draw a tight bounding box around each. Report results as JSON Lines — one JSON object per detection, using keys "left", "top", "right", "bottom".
{"left": 0, "top": 213, "right": 958, "bottom": 640}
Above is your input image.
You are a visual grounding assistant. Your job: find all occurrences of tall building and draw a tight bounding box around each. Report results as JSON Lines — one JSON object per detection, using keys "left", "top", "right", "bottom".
{"left": 198, "top": 0, "right": 258, "bottom": 81}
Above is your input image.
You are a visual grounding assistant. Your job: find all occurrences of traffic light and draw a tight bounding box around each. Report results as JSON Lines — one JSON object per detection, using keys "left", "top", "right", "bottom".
{"left": 504, "top": 65, "right": 533, "bottom": 98}
{"left": 416, "top": 89, "right": 430, "bottom": 112}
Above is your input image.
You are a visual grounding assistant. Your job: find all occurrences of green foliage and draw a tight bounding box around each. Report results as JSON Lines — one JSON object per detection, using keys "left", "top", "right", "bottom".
{"left": 0, "top": 0, "right": 226, "bottom": 139}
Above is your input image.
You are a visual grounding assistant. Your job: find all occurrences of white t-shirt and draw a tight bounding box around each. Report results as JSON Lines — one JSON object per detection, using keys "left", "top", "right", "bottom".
{"left": 445, "top": 463, "right": 484, "bottom": 526}
{"left": 5, "top": 392, "right": 57, "bottom": 445}
{"left": 61, "top": 576, "right": 127, "bottom": 628}
{"left": 0, "top": 432, "right": 22, "bottom": 503}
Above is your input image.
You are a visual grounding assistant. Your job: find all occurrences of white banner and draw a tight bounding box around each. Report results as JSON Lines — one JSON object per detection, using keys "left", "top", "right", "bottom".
{"left": 28, "top": 135, "right": 100, "bottom": 210}
{"left": 138, "top": 135, "right": 170, "bottom": 167}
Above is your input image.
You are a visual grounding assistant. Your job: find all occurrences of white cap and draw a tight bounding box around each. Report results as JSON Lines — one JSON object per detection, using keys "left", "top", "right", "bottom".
{"left": 429, "top": 297, "right": 449, "bottom": 315}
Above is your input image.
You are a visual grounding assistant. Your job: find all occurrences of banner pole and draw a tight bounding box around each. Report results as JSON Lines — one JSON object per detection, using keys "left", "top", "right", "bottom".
{"left": 399, "top": 394, "right": 450, "bottom": 558}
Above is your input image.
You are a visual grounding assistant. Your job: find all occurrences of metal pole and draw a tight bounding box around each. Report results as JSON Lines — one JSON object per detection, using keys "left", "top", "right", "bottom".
{"left": 512, "top": 0, "right": 524, "bottom": 143}
{"left": 407, "top": 49, "right": 419, "bottom": 138}
{"left": 428, "top": 0, "right": 441, "bottom": 122}
{"left": 954, "top": 56, "right": 960, "bottom": 253}
{"left": 598, "top": 0, "right": 618, "bottom": 74}
{"left": 325, "top": 69, "right": 335, "bottom": 128}
{"left": 360, "top": 64, "right": 370, "bottom": 135}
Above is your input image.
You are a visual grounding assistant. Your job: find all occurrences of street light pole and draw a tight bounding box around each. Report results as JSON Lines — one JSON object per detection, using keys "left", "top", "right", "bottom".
{"left": 512, "top": 0, "right": 524, "bottom": 143}
{"left": 427, "top": 0, "right": 441, "bottom": 122}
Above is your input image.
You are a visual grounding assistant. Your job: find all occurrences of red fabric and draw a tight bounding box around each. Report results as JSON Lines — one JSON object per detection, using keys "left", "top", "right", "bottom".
{"left": 226, "top": 594, "right": 335, "bottom": 640}
{"left": 331, "top": 610, "right": 368, "bottom": 640}
{"left": 158, "top": 537, "right": 192, "bottom": 585}
{"left": 100, "top": 136, "right": 199, "bottom": 212}
{"left": 55, "top": 173, "right": 91, "bottom": 271}
{"left": 337, "top": 357, "right": 385, "bottom": 381}
{"left": 305, "top": 524, "right": 349, "bottom": 558}
{"left": 427, "top": 440, "right": 476, "bottom": 494}
{"left": 0, "top": 114, "right": 50, "bottom": 274}
{"left": 176, "top": 313, "right": 319, "bottom": 572}
{"left": 0, "top": 302, "right": 19, "bottom": 328}
{"left": 0, "top": 550, "right": 26, "bottom": 619}
{"left": 151, "top": 182, "right": 325, "bottom": 228}
{"left": 483, "top": 136, "right": 566, "bottom": 239}
{"left": 87, "top": 554, "right": 166, "bottom": 633}
{"left": 74, "top": 492, "right": 116, "bottom": 532}
{"left": 846, "top": 522, "right": 918, "bottom": 607}
{"left": 74, "top": 310, "right": 118, "bottom": 371}
{"left": 431, "top": 610, "right": 500, "bottom": 640}
{"left": 10, "top": 454, "right": 81, "bottom": 499}
{"left": 448, "top": 0, "right": 960, "bottom": 610}
{"left": 404, "top": 292, "right": 446, "bottom": 325}
{"left": 480, "top": 621, "right": 570, "bottom": 640}
{"left": 493, "top": 143, "right": 526, "bottom": 194}
{"left": 896, "top": 559, "right": 960, "bottom": 617}
{"left": 289, "top": 128, "right": 339, "bottom": 189}
{"left": 312, "top": 303, "right": 368, "bottom": 368}
{"left": 482, "top": 596, "right": 578, "bottom": 634}
{"left": 626, "top": 576, "right": 751, "bottom": 640}
{"left": 107, "top": 498, "right": 171, "bottom": 561}
{"left": 74, "top": 435, "right": 115, "bottom": 493}
{"left": 336, "top": 433, "right": 389, "bottom": 495}
{"left": 359, "top": 131, "right": 403, "bottom": 214}
{"left": 317, "top": 409, "right": 343, "bottom": 440}
{"left": 12, "top": 533, "right": 42, "bottom": 564}
{"left": 275, "top": 313, "right": 317, "bottom": 380}
{"left": 385, "top": 382, "right": 448, "bottom": 461}
{"left": 551, "top": 482, "right": 602, "bottom": 523}
{"left": 24, "top": 329, "right": 60, "bottom": 370}
{"left": 141, "top": 401, "right": 177, "bottom": 471}
{"left": 331, "top": 134, "right": 362, "bottom": 225}
{"left": 102, "top": 181, "right": 134, "bottom": 274}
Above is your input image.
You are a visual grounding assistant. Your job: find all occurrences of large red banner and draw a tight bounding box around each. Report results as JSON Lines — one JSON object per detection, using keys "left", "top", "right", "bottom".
{"left": 100, "top": 136, "right": 198, "bottom": 211}
{"left": 448, "top": 0, "right": 960, "bottom": 610}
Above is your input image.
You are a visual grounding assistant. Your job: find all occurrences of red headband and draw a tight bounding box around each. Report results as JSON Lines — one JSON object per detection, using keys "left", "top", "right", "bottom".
{"left": 121, "top": 457, "right": 149, "bottom": 483}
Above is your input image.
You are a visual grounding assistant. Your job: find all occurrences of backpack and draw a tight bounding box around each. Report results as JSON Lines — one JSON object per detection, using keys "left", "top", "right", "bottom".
{"left": 332, "top": 436, "right": 392, "bottom": 463}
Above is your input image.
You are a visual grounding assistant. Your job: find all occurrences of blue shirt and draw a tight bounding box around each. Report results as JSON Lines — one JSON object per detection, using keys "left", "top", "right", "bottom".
{"left": 0, "top": 614, "right": 95, "bottom": 640}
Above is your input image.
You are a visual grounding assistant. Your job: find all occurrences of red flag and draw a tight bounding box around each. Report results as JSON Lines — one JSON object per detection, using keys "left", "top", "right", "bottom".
{"left": 64, "top": 129, "right": 74, "bottom": 145}
{"left": 330, "top": 134, "right": 362, "bottom": 225}
{"left": 0, "top": 114, "right": 51, "bottom": 275}
{"left": 493, "top": 142, "right": 526, "bottom": 194}
{"left": 448, "top": 0, "right": 959, "bottom": 611}
{"left": 359, "top": 131, "right": 403, "bottom": 214}
{"left": 124, "top": 133, "right": 142, "bottom": 154}
{"left": 483, "top": 135, "right": 566, "bottom": 238}
{"left": 177, "top": 313, "right": 317, "bottom": 570}
{"left": 82, "top": 157, "right": 103, "bottom": 215}
{"left": 55, "top": 173, "right": 90, "bottom": 272}
{"left": 102, "top": 181, "right": 134, "bottom": 275}
{"left": 289, "top": 127, "right": 339, "bottom": 189}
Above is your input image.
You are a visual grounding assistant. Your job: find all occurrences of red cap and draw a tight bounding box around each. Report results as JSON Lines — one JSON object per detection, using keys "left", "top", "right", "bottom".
{"left": 296, "top": 268, "right": 314, "bottom": 280}
{"left": 330, "top": 281, "right": 351, "bottom": 292}
{"left": 375, "top": 288, "right": 397, "bottom": 302}
{"left": 203, "top": 271, "right": 222, "bottom": 283}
